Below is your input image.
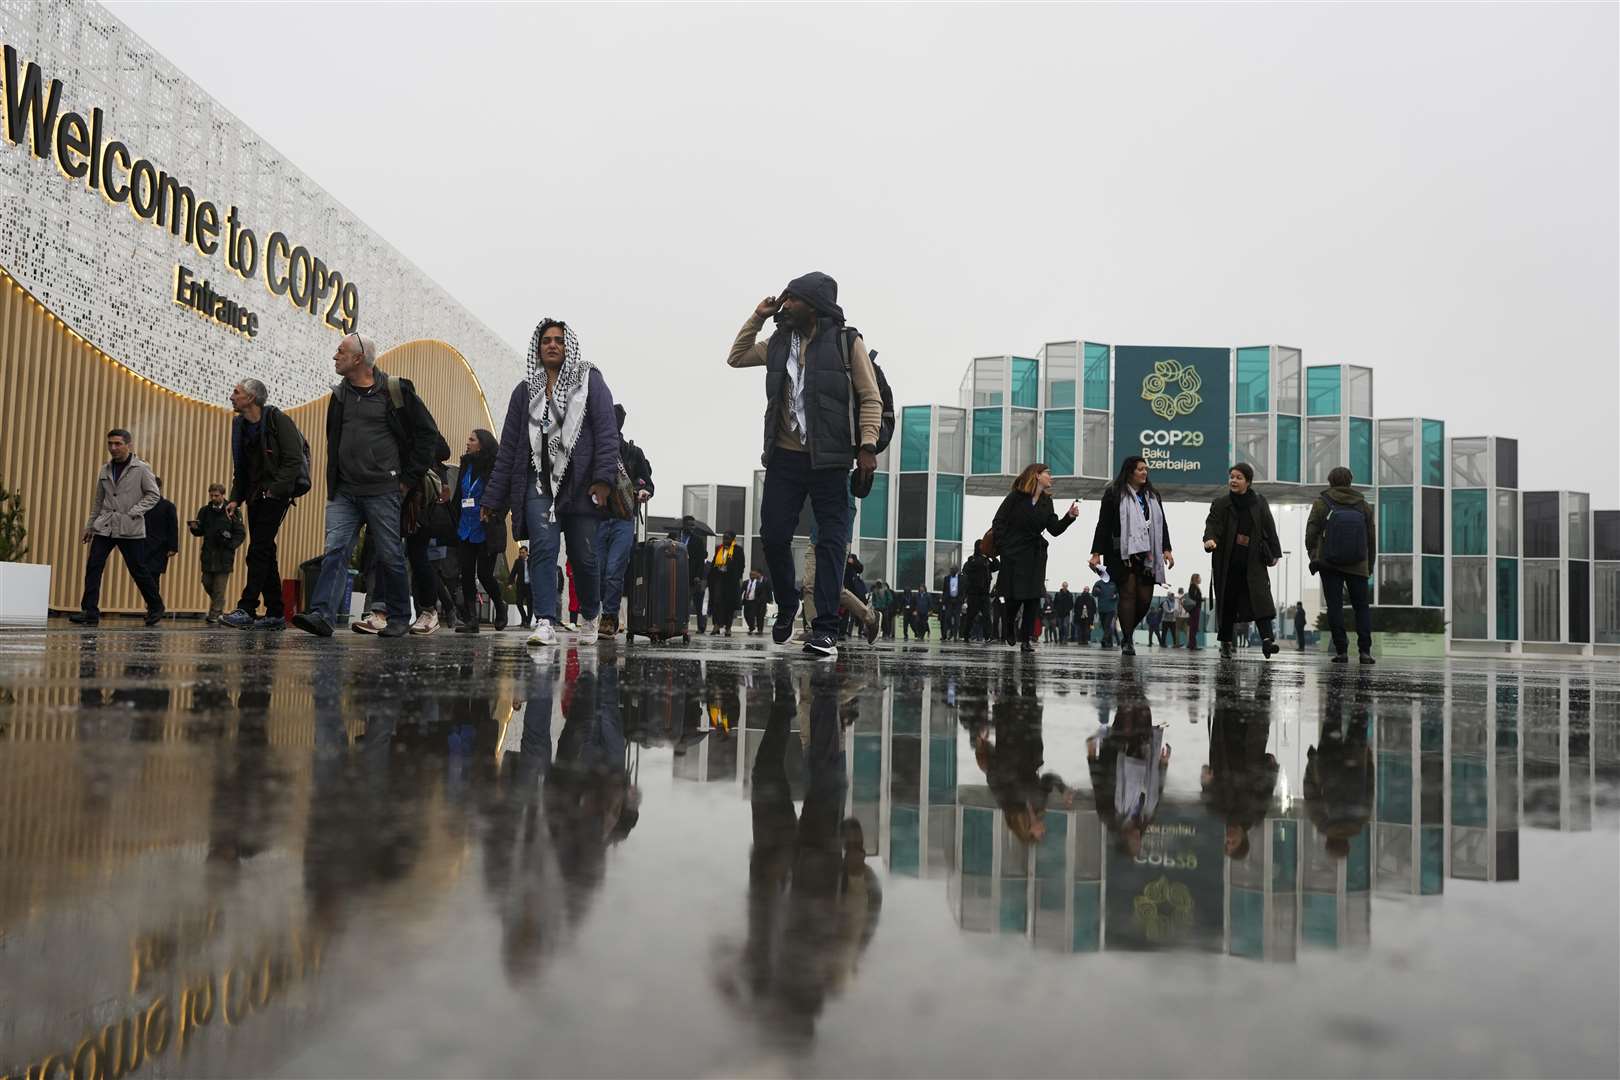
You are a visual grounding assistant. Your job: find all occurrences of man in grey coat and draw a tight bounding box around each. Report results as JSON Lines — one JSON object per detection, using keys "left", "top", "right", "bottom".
{"left": 70, "top": 429, "right": 166, "bottom": 626}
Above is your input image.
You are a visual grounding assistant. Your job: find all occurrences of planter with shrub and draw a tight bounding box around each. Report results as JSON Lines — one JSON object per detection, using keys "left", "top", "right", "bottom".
{"left": 0, "top": 479, "right": 50, "bottom": 626}
{"left": 1315, "top": 604, "right": 1448, "bottom": 658}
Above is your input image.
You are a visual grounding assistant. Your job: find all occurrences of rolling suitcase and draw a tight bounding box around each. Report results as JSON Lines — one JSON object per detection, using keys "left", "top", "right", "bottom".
{"left": 626, "top": 516, "right": 690, "bottom": 645}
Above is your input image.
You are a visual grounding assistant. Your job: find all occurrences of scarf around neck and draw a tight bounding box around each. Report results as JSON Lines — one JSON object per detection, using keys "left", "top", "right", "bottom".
{"left": 526, "top": 320, "right": 593, "bottom": 515}
{"left": 1117, "top": 484, "right": 1168, "bottom": 585}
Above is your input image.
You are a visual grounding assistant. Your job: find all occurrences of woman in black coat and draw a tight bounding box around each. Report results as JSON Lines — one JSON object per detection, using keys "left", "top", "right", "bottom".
{"left": 1088, "top": 456, "right": 1175, "bottom": 657}
{"left": 1184, "top": 573, "right": 1204, "bottom": 650}
{"left": 992, "top": 463, "right": 1080, "bottom": 652}
{"left": 1202, "top": 462, "right": 1282, "bottom": 658}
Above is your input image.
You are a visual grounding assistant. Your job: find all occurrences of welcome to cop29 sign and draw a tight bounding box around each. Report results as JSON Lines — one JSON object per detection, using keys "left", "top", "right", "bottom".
{"left": 1113, "top": 345, "right": 1231, "bottom": 487}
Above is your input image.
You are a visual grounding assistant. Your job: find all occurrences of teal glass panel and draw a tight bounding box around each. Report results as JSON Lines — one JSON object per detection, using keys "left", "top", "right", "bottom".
{"left": 1302, "top": 894, "right": 1338, "bottom": 948}
{"left": 1496, "top": 558, "right": 1518, "bottom": 640}
{"left": 1453, "top": 489, "right": 1488, "bottom": 555}
{"left": 1277, "top": 415, "right": 1301, "bottom": 483}
{"left": 934, "top": 475, "right": 964, "bottom": 542}
{"left": 928, "top": 736, "right": 956, "bottom": 801}
{"left": 1379, "top": 487, "right": 1414, "bottom": 554}
{"left": 1377, "top": 752, "right": 1413, "bottom": 825}
{"left": 853, "top": 734, "right": 881, "bottom": 802}
{"left": 1347, "top": 831, "right": 1370, "bottom": 891}
{"left": 1083, "top": 343, "right": 1110, "bottom": 410}
{"left": 1422, "top": 556, "right": 1445, "bottom": 607}
{"left": 1011, "top": 357, "right": 1039, "bottom": 409}
{"left": 1230, "top": 889, "right": 1264, "bottom": 959}
{"left": 1350, "top": 418, "right": 1373, "bottom": 486}
{"left": 896, "top": 540, "right": 927, "bottom": 591}
{"left": 889, "top": 806, "right": 920, "bottom": 877}
{"left": 1236, "top": 346, "right": 1270, "bottom": 414}
{"left": 1422, "top": 419, "right": 1445, "bottom": 486}
{"left": 1034, "top": 814, "right": 1067, "bottom": 880}
{"left": 1271, "top": 820, "right": 1298, "bottom": 893}
{"left": 1420, "top": 828, "right": 1444, "bottom": 895}
{"left": 972, "top": 408, "right": 1002, "bottom": 474}
{"left": 1043, "top": 409, "right": 1076, "bottom": 476}
{"left": 1306, "top": 367, "right": 1341, "bottom": 416}
{"left": 1452, "top": 758, "right": 1489, "bottom": 828}
{"left": 859, "top": 473, "right": 889, "bottom": 539}
{"left": 962, "top": 807, "right": 994, "bottom": 875}
{"left": 900, "top": 406, "right": 931, "bottom": 472}
{"left": 999, "top": 883, "right": 1028, "bottom": 933}
{"left": 1072, "top": 883, "right": 1101, "bottom": 952}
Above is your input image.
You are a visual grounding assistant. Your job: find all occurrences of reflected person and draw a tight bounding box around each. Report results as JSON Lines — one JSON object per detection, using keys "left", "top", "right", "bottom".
{"left": 1088, "top": 666, "right": 1170, "bottom": 855}
{"left": 1304, "top": 669, "right": 1375, "bottom": 859}
{"left": 1200, "top": 666, "right": 1280, "bottom": 860}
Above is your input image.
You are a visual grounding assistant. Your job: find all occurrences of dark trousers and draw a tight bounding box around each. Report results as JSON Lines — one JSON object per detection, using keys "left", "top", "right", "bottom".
{"left": 940, "top": 600, "right": 960, "bottom": 639}
{"left": 880, "top": 609, "right": 895, "bottom": 638}
{"left": 81, "top": 535, "right": 164, "bottom": 615}
{"left": 513, "top": 576, "right": 531, "bottom": 625}
{"left": 406, "top": 528, "right": 440, "bottom": 614}
{"left": 458, "top": 542, "right": 506, "bottom": 626}
{"left": 744, "top": 598, "right": 767, "bottom": 632}
{"left": 1077, "top": 617, "right": 1093, "bottom": 645}
{"left": 236, "top": 496, "right": 290, "bottom": 617}
{"left": 1007, "top": 596, "right": 1040, "bottom": 644}
{"left": 1218, "top": 603, "right": 1275, "bottom": 645}
{"left": 961, "top": 593, "right": 990, "bottom": 642}
{"left": 759, "top": 449, "right": 851, "bottom": 638}
{"left": 1321, "top": 570, "right": 1373, "bottom": 656}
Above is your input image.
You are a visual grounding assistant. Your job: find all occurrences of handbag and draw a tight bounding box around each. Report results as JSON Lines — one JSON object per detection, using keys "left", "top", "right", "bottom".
{"left": 979, "top": 525, "right": 997, "bottom": 559}
{"left": 607, "top": 461, "right": 637, "bottom": 521}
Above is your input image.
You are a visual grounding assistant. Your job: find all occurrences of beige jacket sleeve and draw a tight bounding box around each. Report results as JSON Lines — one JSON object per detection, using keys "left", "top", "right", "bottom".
{"left": 847, "top": 334, "right": 882, "bottom": 451}
{"left": 727, "top": 311, "right": 769, "bottom": 369}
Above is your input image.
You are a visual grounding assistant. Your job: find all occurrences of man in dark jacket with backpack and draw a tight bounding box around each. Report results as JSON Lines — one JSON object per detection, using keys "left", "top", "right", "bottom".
{"left": 1305, "top": 466, "right": 1378, "bottom": 664}
{"left": 222, "top": 377, "right": 306, "bottom": 630}
{"left": 727, "top": 272, "right": 883, "bottom": 659}
{"left": 292, "top": 333, "right": 441, "bottom": 639}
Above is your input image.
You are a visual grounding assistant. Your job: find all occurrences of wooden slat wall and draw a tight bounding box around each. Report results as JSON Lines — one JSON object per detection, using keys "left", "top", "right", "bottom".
{"left": 1, "top": 268, "right": 507, "bottom": 615}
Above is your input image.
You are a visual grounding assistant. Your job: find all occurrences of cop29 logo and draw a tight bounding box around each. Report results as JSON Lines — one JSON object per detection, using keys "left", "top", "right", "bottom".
{"left": 1141, "top": 359, "right": 1202, "bottom": 420}
{"left": 1139, "top": 429, "right": 1205, "bottom": 447}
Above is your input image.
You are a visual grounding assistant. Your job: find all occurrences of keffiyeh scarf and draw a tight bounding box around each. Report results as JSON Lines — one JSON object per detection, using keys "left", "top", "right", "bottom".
{"left": 527, "top": 319, "right": 594, "bottom": 519}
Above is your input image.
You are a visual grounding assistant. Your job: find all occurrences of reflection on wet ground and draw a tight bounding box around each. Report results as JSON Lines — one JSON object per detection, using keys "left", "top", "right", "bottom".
{"left": 1, "top": 628, "right": 1616, "bottom": 1078}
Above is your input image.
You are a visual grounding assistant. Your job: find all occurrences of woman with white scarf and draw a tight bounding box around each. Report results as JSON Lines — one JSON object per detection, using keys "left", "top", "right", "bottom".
{"left": 481, "top": 319, "right": 620, "bottom": 647}
{"left": 1088, "top": 455, "right": 1176, "bottom": 657}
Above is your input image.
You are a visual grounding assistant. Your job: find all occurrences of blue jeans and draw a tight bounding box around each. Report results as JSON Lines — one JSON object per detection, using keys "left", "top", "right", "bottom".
{"left": 526, "top": 491, "right": 600, "bottom": 622}
{"left": 311, "top": 489, "right": 408, "bottom": 622}
{"left": 761, "top": 448, "right": 851, "bottom": 638}
{"left": 596, "top": 517, "right": 636, "bottom": 619}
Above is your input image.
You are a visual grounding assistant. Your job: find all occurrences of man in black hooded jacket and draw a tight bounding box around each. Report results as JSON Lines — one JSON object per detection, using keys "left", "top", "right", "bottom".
{"left": 728, "top": 272, "right": 882, "bottom": 660}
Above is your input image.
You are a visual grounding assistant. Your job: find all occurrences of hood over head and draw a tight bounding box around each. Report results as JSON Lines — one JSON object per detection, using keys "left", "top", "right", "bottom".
{"left": 780, "top": 271, "right": 845, "bottom": 324}
{"left": 1323, "top": 485, "right": 1368, "bottom": 507}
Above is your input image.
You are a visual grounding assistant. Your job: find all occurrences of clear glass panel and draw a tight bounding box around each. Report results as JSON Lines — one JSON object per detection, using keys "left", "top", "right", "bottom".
{"left": 1306, "top": 367, "right": 1341, "bottom": 416}
{"left": 937, "top": 407, "right": 966, "bottom": 474}
{"left": 1451, "top": 437, "right": 1489, "bottom": 487}
{"left": 875, "top": 442, "right": 891, "bottom": 473}
{"left": 682, "top": 485, "right": 710, "bottom": 525}
{"left": 1277, "top": 348, "right": 1302, "bottom": 414}
{"left": 1277, "top": 415, "right": 1301, "bottom": 483}
{"left": 1594, "top": 562, "right": 1620, "bottom": 645}
{"left": 1044, "top": 342, "right": 1078, "bottom": 408}
{"left": 1496, "top": 490, "right": 1518, "bottom": 556}
{"left": 1452, "top": 558, "right": 1487, "bottom": 637}
{"left": 1044, "top": 410, "right": 1076, "bottom": 477}
{"left": 859, "top": 539, "right": 888, "bottom": 583}
{"left": 1011, "top": 357, "right": 1040, "bottom": 409}
{"left": 1495, "top": 438, "right": 1518, "bottom": 489}
{"left": 860, "top": 473, "right": 890, "bottom": 539}
{"left": 1083, "top": 343, "right": 1110, "bottom": 410}
{"left": 1378, "top": 558, "right": 1414, "bottom": 605}
{"left": 1010, "top": 410, "right": 1038, "bottom": 473}
{"left": 1346, "top": 366, "right": 1373, "bottom": 416}
{"left": 935, "top": 475, "right": 964, "bottom": 542}
{"left": 897, "top": 474, "right": 928, "bottom": 539}
{"left": 896, "top": 540, "right": 927, "bottom": 591}
{"left": 1568, "top": 561, "right": 1589, "bottom": 643}
{"left": 1236, "top": 347, "right": 1270, "bottom": 414}
{"left": 1597, "top": 512, "right": 1620, "bottom": 561}
{"left": 1523, "top": 493, "right": 1560, "bottom": 558}
{"left": 1378, "top": 420, "right": 1414, "bottom": 486}
{"left": 1422, "top": 421, "right": 1445, "bottom": 487}
{"left": 1423, "top": 555, "right": 1447, "bottom": 609}
{"left": 1082, "top": 411, "right": 1110, "bottom": 478}
{"left": 753, "top": 471, "right": 766, "bottom": 522}
{"left": 716, "top": 486, "right": 747, "bottom": 536}
{"left": 1306, "top": 419, "right": 1342, "bottom": 485}
{"left": 973, "top": 357, "right": 1005, "bottom": 406}
{"left": 972, "top": 408, "right": 1003, "bottom": 474}
{"left": 1453, "top": 489, "right": 1488, "bottom": 556}
{"left": 1523, "top": 561, "right": 1560, "bottom": 641}
{"left": 1567, "top": 492, "right": 1590, "bottom": 559}
{"left": 1349, "top": 418, "right": 1373, "bottom": 488}
{"left": 1422, "top": 487, "right": 1445, "bottom": 555}
{"left": 933, "top": 543, "right": 961, "bottom": 588}
{"left": 1497, "top": 558, "right": 1519, "bottom": 641}
{"left": 1380, "top": 487, "right": 1414, "bottom": 554}
{"left": 901, "top": 406, "right": 931, "bottom": 472}
{"left": 1234, "top": 416, "right": 1269, "bottom": 481}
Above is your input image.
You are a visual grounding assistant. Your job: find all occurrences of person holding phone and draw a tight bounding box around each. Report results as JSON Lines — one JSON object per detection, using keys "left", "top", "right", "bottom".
{"left": 481, "top": 318, "right": 619, "bottom": 648}
{"left": 991, "top": 463, "right": 1080, "bottom": 653}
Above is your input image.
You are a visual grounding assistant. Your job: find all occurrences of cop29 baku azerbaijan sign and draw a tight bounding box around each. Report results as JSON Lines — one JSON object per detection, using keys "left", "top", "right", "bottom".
{"left": 2, "top": 43, "right": 360, "bottom": 339}
{"left": 1113, "top": 345, "right": 1231, "bottom": 486}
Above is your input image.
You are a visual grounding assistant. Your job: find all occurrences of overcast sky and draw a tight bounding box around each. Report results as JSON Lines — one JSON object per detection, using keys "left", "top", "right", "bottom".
{"left": 109, "top": 1, "right": 1618, "bottom": 594}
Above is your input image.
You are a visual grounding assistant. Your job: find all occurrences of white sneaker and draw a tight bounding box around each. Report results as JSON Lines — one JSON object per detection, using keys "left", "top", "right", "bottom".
{"left": 579, "top": 619, "right": 599, "bottom": 645}
{"left": 351, "top": 610, "right": 388, "bottom": 635}
{"left": 527, "top": 619, "right": 556, "bottom": 647}
{"left": 410, "top": 609, "right": 439, "bottom": 635}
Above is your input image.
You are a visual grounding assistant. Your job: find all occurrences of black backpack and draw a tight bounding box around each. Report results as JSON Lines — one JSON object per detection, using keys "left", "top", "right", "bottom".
{"left": 838, "top": 328, "right": 896, "bottom": 455}
{"left": 265, "top": 406, "right": 312, "bottom": 499}
{"left": 1320, "top": 498, "right": 1369, "bottom": 566}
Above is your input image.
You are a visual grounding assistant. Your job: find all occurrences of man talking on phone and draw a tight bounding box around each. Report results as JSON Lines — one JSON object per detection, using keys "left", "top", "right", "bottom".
{"left": 728, "top": 272, "right": 882, "bottom": 659}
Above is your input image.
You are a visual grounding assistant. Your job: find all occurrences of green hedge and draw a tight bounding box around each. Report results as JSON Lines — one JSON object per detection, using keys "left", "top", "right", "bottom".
{"left": 1315, "top": 605, "right": 1447, "bottom": 634}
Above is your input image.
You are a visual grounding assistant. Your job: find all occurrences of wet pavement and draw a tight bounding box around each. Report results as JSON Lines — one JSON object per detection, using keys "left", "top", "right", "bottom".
{"left": 1, "top": 625, "right": 1616, "bottom": 1079}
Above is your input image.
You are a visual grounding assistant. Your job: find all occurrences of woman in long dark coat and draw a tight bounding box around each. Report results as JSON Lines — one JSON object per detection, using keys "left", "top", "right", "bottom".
{"left": 1088, "top": 456, "right": 1175, "bottom": 657}
{"left": 1202, "top": 462, "right": 1282, "bottom": 658}
{"left": 992, "top": 463, "right": 1080, "bottom": 652}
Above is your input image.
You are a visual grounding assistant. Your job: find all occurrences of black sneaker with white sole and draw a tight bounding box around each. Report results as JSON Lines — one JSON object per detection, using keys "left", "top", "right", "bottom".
{"left": 803, "top": 634, "right": 838, "bottom": 659}
{"left": 772, "top": 611, "right": 798, "bottom": 646}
